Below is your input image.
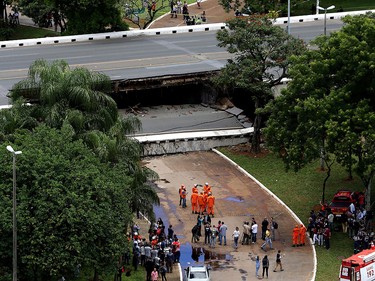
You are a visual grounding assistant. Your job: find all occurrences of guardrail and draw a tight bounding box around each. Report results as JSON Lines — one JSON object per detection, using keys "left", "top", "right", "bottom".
{"left": 1, "top": 10, "right": 374, "bottom": 49}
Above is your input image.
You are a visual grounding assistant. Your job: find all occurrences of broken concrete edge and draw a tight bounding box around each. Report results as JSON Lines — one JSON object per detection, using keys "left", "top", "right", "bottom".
{"left": 132, "top": 127, "right": 254, "bottom": 142}
{"left": 212, "top": 148, "right": 317, "bottom": 281}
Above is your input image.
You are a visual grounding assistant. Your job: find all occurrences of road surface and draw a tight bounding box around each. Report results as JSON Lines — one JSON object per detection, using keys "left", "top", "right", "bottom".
{"left": 0, "top": 20, "right": 343, "bottom": 106}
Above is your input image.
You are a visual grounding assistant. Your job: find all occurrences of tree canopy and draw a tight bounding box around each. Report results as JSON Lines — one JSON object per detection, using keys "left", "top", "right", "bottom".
{"left": 0, "top": 59, "right": 160, "bottom": 280}
{"left": 17, "top": 0, "right": 128, "bottom": 34}
{"left": 0, "top": 125, "right": 133, "bottom": 280}
{"left": 213, "top": 16, "right": 306, "bottom": 152}
{"left": 264, "top": 13, "right": 375, "bottom": 206}
{"left": 122, "top": 0, "right": 169, "bottom": 29}
{"left": 219, "top": 0, "right": 287, "bottom": 16}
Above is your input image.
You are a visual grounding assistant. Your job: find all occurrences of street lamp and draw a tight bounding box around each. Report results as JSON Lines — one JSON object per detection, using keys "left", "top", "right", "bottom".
{"left": 287, "top": 0, "right": 291, "bottom": 35}
{"left": 318, "top": 5, "right": 335, "bottom": 36}
{"left": 6, "top": 145, "right": 22, "bottom": 281}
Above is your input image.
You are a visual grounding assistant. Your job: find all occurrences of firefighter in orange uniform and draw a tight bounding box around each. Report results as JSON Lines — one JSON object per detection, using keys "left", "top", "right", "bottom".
{"left": 207, "top": 192, "right": 215, "bottom": 217}
{"left": 191, "top": 189, "right": 199, "bottom": 214}
{"left": 192, "top": 184, "right": 198, "bottom": 194}
{"left": 204, "top": 182, "right": 211, "bottom": 194}
{"left": 299, "top": 224, "right": 307, "bottom": 246}
{"left": 198, "top": 192, "right": 205, "bottom": 214}
{"left": 292, "top": 224, "right": 300, "bottom": 247}
{"left": 203, "top": 191, "right": 208, "bottom": 213}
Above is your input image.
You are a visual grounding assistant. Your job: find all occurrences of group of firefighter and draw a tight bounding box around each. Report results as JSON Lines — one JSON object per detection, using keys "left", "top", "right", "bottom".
{"left": 292, "top": 224, "right": 307, "bottom": 247}
{"left": 179, "top": 182, "right": 216, "bottom": 217}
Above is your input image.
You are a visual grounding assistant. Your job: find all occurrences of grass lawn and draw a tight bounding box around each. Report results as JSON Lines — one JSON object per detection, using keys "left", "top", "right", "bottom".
{"left": 292, "top": 0, "right": 375, "bottom": 16}
{"left": 77, "top": 263, "right": 146, "bottom": 281}
{"left": 219, "top": 147, "right": 364, "bottom": 281}
{"left": 7, "top": 25, "right": 59, "bottom": 40}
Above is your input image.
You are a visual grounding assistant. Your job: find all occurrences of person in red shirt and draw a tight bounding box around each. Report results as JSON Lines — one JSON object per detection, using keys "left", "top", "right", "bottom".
{"left": 172, "top": 236, "right": 181, "bottom": 263}
{"left": 323, "top": 226, "right": 331, "bottom": 250}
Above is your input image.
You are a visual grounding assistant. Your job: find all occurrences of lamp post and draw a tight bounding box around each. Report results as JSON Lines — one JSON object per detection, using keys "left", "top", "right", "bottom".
{"left": 317, "top": 5, "right": 335, "bottom": 36}
{"left": 288, "top": 0, "right": 290, "bottom": 35}
{"left": 6, "top": 145, "right": 22, "bottom": 281}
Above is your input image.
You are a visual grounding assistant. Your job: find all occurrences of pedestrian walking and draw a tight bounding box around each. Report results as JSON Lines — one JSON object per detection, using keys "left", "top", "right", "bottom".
{"left": 255, "top": 256, "right": 260, "bottom": 278}
{"left": 273, "top": 250, "right": 284, "bottom": 272}
{"left": 160, "top": 263, "right": 167, "bottom": 281}
{"left": 151, "top": 267, "right": 158, "bottom": 281}
{"left": 261, "top": 217, "right": 269, "bottom": 240}
{"left": 270, "top": 217, "right": 278, "bottom": 240}
{"left": 232, "top": 226, "right": 240, "bottom": 249}
{"left": 210, "top": 225, "right": 218, "bottom": 248}
{"left": 251, "top": 219, "right": 258, "bottom": 243}
{"left": 219, "top": 221, "right": 228, "bottom": 246}
{"left": 262, "top": 255, "right": 269, "bottom": 279}
{"left": 260, "top": 228, "right": 273, "bottom": 251}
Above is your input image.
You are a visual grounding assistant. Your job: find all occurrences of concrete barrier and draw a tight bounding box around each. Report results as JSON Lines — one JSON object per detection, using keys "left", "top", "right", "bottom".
{"left": 1, "top": 10, "right": 373, "bottom": 49}
{"left": 274, "top": 9, "right": 375, "bottom": 25}
{"left": 132, "top": 127, "right": 254, "bottom": 156}
{"left": 0, "top": 23, "right": 226, "bottom": 48}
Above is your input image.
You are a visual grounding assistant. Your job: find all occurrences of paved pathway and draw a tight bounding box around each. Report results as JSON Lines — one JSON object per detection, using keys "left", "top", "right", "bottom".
{"left": 145, "top": 151, "right": 315, "bottom": 280}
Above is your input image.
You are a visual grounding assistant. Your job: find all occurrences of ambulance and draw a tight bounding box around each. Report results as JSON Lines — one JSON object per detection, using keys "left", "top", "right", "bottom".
{"left": 340, "top": 249, "right": 375, "bottom": 281}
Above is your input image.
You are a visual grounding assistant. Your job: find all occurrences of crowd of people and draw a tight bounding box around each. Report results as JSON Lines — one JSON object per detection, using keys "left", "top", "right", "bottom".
{"left": 169, "top": 0, "right": 207, "bottom": 25}
{"left": 307, "top": 195, "right": 374, "bottom": 253}
{"left": 117, "top": 219, "right": 182, "bottom": 281}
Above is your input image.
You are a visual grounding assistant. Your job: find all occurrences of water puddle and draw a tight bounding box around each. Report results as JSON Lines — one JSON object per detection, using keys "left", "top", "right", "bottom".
{"left": 152, "top": 204, "right": 233, "bottom": 271}
{"left": 225, "top": 196, "right": 244, "bottom": 202}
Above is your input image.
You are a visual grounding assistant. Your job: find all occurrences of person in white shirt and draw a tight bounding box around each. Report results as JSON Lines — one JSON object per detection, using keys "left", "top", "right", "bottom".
{"left": 251, "top": 219, "right": 258, "bottom": 243}
{"left": 232, "top": 227, "right": 240, "bottom": 249}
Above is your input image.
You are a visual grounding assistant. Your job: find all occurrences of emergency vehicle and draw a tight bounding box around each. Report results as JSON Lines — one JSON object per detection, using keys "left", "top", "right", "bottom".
{"left": 340, "top": 249, "right": 375, "bottom": 281}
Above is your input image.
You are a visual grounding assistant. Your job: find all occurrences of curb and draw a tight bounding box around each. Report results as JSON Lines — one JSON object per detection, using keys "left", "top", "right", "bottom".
{"left": 212, "top": 148, "right": 317, "bottom": 281}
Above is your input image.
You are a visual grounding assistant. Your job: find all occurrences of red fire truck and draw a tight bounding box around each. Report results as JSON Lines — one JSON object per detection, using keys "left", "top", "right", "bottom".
{"left": 340, "top": 249, "right": 375, "bottom": 281}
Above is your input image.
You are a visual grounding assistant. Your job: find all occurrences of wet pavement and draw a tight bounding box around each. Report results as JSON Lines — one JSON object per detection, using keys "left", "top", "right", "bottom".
{"left": 144, "top": 151, "right": 315, "bottom": 280}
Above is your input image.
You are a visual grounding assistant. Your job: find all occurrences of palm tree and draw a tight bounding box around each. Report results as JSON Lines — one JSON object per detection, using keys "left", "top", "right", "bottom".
{"left": 10, "top": 59, "right": 118, "bottom": 132}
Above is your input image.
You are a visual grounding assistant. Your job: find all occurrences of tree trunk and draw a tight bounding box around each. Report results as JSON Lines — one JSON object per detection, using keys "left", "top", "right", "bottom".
{"left": 365, "top": 171, "right": 374, "bottom": 211}
{"left": 93, "top": 269, "right": 99, "bottom": 281}
{"left": 321, "top": 158, "right": 335, "bottom": 204}
{"left": 0, "top": 1, "right": 6, "bottom": 20}
{"left": 251, "top": 98, "right": 262, "bottom": 153}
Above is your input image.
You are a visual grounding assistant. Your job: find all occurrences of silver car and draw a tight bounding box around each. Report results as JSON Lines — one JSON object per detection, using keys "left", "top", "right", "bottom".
{"left": 185, "top": 265, "right": 211, "bottom": 281}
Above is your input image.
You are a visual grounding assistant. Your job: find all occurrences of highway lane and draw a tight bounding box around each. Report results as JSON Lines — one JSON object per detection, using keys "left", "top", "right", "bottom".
{"left": 0, "top": 20, "right": 344, "bottom": 105}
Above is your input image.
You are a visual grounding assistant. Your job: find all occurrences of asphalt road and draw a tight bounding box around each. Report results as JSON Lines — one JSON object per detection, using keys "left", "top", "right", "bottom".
{"left": 0, "top": 20, "right": 343, "bottom": 106}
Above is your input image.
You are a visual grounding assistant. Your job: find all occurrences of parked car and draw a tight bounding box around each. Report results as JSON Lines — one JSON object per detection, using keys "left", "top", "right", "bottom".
{"left": 185, "top": 265, "right": 211, "bottom": 281}
{"left": 329, "top": 190, "right": 357, "bottom": 218}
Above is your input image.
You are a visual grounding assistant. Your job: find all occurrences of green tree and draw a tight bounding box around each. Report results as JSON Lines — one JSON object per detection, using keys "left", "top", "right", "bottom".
{"left": 122, "top": 0, "right": 169, "bottom": 29}
{"left": 214, "top": 16, "right": 306, "bottom": 153}
{"left": 264, "top": 13, "right": 375, "bottom": 206}
{"left": 0, "top": 125, "right": 133, "bottom": 281}
{"left": 219, "top": 0, "right": 286, "bottom": 16}
{"left": 9, "top": 59, "right": 141, "bottom": 137}
{"left": 17, "top": 0, "right": 128, "bottom": 34}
